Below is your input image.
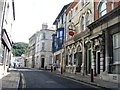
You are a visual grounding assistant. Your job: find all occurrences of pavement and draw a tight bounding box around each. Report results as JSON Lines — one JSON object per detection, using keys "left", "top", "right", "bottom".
{"left": 0, "top": 68, "right": 20, "bottom": 90}
{"left": 50, "top": 70, "right": 120, "bottom": 90}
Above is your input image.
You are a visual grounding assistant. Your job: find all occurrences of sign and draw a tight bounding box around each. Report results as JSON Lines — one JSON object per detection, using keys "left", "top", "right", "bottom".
{"left": 69, "top": 31, "right": 74, "bottom": 36}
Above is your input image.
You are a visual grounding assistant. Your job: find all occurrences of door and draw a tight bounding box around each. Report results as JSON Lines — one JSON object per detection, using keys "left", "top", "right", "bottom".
{"left": 41, "top": 58, "right": 45, "bottom": 68}
{"left": 96, "top": 52, "right": 100, "bottom": 74}
{"left": 76, "top": 52, "right": 82, "bottom": 72}
{"left": 87, "top": 49, "right": 91, "bottom": 74}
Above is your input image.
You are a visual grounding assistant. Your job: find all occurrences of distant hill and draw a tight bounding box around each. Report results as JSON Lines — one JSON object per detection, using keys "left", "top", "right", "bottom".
{"left": 12, "top": 42, "right": 28, "bottom": 56}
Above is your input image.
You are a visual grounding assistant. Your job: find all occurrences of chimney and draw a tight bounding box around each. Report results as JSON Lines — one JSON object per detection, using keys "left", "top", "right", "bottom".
{"left": 42, "top": 23, "right": 48, "bottom": 29}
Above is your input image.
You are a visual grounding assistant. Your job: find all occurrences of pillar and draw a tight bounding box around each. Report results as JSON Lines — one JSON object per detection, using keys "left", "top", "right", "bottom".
{"left": 105, "top": 30, "right": 110, "bottom": 73}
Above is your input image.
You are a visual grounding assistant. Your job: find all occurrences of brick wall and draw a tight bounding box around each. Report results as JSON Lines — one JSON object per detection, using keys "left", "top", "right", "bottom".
{"left": 94, "top": 0, "right": 119, "bottom": 21}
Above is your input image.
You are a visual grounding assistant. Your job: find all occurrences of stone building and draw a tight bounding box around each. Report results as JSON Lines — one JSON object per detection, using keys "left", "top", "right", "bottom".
{"left": 28, "top": 33, "right": 36, "bottom": 68}
{"left": 0, "top": 0, "right": 15, "bottom": 76}
{"left": 87, "top": 0, "right": 120, "bottom": 83}
{"left": 35, "top": 23, "right": 54, "bottom": 69}
{"left": 64, "top": 0, "right": 94, "bottom": 74}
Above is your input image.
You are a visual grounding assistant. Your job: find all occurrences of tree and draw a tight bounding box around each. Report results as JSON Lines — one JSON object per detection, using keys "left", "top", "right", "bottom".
{"left": 12, "top": 42, "right": 28, "bottom": 56}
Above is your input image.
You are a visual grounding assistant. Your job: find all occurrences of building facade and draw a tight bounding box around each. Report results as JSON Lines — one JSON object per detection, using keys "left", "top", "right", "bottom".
{"left": 87, "top": 0, "right": 120, "bottom": 83}
{"left": 63, "top": 0, "right": 120, "bottom": 83}
{"left": 28, "top": 33, "right": 36, "bottom": 68}
{"left": 64, "top": 0, "right": 94, "bottom": 74}
{"left": 0, "top": 0, "right": 15, "bottom": 76}
{"left": 52, "top": 3, "right": 71, "bottom": 72}
{"left": 35, "top": 23, "right": 54, "bottom": 69}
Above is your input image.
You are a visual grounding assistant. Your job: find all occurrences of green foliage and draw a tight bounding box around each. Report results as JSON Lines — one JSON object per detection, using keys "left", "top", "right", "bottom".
{"left": 12, "top": 42, "right": 28, "bottom": 56}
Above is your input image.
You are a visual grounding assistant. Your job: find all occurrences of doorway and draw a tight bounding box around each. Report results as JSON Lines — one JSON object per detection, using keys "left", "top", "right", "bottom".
{"left": 41, "top": 58, "right": 45, "bottom": 68}
{"left": 96, "top": 51, "right": 100, "bottom": 74}
{"left": 76, "top": 52, "right": 82, "bottom": 72}
{"left": 86, "top": 49, "right": 91, "bottom": 74}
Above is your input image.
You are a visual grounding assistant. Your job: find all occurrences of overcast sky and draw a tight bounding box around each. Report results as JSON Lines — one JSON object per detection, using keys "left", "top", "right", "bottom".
{"left": 11, "top": 0, "right": 73, "bottom": 43}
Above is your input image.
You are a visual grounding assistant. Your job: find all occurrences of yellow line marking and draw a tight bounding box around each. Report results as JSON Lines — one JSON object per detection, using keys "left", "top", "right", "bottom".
{"left": 21, "top": 73, "right": 26, "bottom": 89}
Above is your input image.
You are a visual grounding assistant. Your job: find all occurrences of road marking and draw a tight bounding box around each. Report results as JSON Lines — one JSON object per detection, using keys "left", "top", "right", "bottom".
{"left": 21, "top": 73, "right": 26, "bottom": 89}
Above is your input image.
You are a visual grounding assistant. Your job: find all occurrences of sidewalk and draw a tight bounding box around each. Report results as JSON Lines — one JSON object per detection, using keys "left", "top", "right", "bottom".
{"left": 51, "top": 70, "right": 120, "bottom": 90}
{"left": 1, "top": 69, "right": 20, "bottom": 89}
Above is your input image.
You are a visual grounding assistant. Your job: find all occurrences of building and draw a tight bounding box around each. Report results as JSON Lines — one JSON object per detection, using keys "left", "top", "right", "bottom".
{"left": 35, "top": 23, "right": 54, "bottom": 69}
{"left": 87, "top": 0, "right": 120, "bottom": 83}
{"left": 64, "top": 0, "right": 120, "bottom": 83}
{"left": 64, "top": 0, "right": 94, "bottom": 74}
{"left": 28, "top": 33, "right": 36, "bottom": 68}
{"left": 0, "top": 0, "right": 15, "bottom": 76}
{"left": 52, "top": 3, "right": 71, "bottom": 72}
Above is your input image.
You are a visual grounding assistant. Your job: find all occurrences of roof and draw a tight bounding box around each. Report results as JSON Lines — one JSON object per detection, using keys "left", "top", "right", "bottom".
{"left": 66, "top": 1, "right": 78, "bottom": 14}
{"left": 53, "top": 3, "right": 71, "bottom": 25}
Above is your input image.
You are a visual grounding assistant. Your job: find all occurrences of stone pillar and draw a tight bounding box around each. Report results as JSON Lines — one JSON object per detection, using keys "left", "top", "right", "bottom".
{"left": 91, "top": 41, "right": 95, "bottom": 75}
{"left": 72, "top": 53, "right": 74, "bottom": 65}
{"left": 81, "top": 39, "right": 85, "bottom": 75}
{"left": 105, "top": 31, "right": 110, "bottom": 73}
{"left": 7, "top": 51, "right": 11, "bottom": 72}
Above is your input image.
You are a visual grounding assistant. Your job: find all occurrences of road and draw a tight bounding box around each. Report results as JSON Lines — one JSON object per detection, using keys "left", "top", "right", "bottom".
{"left": 18, "top": 68, "right": 102, "bottom": 89}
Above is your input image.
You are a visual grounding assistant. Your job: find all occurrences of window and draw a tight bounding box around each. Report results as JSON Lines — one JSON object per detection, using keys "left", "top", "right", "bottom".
{"left": 86, "top": 12, "right": 91, "bottom": 26}
{"left": 43, "top": 32, "right": 45, "bottom": 39}
{"left": 81, "top": 1, "right": 84, "bottom": 7}
{"left": 98, "top": 1, "right": 107, "bottom": 17}
{"left": 42, "top": 42, "right": 45, "bottom": 51}
{"left": 61, "top": 15, "right": 63, "bottom": 24}
{"left": 37, "top": 44, "right": 39, "bottom": 52}
{"left": 59, "top": 30, "right": 63, "bottom": 44}
{"left": 111, "top": 0, "right": 114, "bottom": 10}
{"left": 49, "top": 56, "right": 52, "bottom": 64}
{"left": 113, "top": 32, "right": 120, "bottom": 63}
{"left": 80, "top": 16, "right": 85, "bottom": 31}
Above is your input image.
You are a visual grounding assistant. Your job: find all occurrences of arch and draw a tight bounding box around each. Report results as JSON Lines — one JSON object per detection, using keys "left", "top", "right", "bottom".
{"left": 97, "top": 0, "right": 107, "bottom": 17}
{"left": 80, "top": 14, "right": 85, "bottom": 31}
{"left": 71, "top": 45, "right": 76, "bottom": 54}
{"left": 76, "top": 42, "right": 82, "bottom": 52}
{"left": 85, "top": 9, "right": 92, "bottom": 26}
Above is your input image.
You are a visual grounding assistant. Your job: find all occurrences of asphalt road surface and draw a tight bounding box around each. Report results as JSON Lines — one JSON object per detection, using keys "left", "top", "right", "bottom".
{"left": 18, "top": 68, "right": 102, "bottom": 89}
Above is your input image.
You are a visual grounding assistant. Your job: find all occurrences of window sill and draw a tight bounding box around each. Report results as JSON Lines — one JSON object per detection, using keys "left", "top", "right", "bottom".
{"left": 0, "top": 63, "right": 3, "bottom": 65}
{"left": 110, "top": 62, "right": 120, "bottom": 65}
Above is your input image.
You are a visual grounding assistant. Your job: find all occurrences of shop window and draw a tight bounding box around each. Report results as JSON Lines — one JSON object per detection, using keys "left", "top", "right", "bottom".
{"left": 113, "top": 32, "right": 120, "bottom": 63}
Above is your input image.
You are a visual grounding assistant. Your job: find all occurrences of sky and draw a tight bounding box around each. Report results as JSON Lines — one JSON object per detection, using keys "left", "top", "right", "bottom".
{"left": 11, "top": 0, "right": 73, "bottom": 43}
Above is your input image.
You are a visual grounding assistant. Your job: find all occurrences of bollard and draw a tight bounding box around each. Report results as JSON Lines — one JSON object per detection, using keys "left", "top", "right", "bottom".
{"left": 90, "top": 68, "right": 94, "bottom": 82}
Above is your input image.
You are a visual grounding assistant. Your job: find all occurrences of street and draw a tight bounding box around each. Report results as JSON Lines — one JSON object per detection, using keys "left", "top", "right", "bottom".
{"left": 17, "top": 68, "right": 102, "bottom": 89}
